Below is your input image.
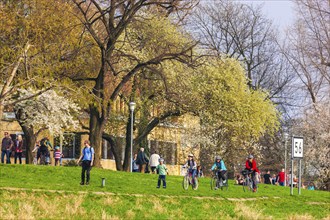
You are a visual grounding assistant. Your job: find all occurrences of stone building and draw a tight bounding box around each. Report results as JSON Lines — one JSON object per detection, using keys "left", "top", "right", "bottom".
{"left": 0, "top": 98, "right": 201, "bottom": 175}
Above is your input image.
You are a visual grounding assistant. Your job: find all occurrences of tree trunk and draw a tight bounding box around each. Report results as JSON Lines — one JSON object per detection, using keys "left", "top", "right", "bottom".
{"left": 102, "top": 133, "right": 123, "bottom": 170}
{"left": 89, "top": 105, "right": 104, "bottom": 168}
{"left": 20, "top": 124, "right": 36, "bottom": 164}
{"left": 110, "top": 140, "right": 122, "bottom": 171}
{"left": 15, "top": 108, "right": 36, "bottom": 164}
{"left": 0, "top": 104, "right": 3, "bottom": 121}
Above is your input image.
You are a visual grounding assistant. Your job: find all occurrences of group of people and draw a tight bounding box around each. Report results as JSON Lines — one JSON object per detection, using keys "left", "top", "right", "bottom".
{"left": 1, "top": 131, "right": 65, "bottom": 166}
{"left": 1, "top": 133, "right": 317, "bottom": 191}
{"left": 1, "top": 132, "right": 24, "bottom": 164}
{"left": 132, "top": 148, "right": 170, "bottom": 174}
{"left": 32, "top": 137, "right": 64, "bottom": 165}
{"left": 77, "top": 145, "right": 259, "bottom": 190}
{"left": 234, "top": 166, "right": 316, "bottom": 191}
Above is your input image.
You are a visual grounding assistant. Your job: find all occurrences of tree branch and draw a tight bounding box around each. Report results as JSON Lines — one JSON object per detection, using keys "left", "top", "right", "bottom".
{"left": 134, "top": 110, "right": 182, "bottom": 147}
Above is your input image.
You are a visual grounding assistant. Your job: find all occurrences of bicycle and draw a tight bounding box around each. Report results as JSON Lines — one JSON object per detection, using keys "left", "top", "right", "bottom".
{"left": 210, "top": 170, "right": 228, "bottom": 191}
{"left": 241, "top": 170, "right": 258, "bottom": 192}
{"left": 182, "top": 167, "right": 198, "bottom": 190}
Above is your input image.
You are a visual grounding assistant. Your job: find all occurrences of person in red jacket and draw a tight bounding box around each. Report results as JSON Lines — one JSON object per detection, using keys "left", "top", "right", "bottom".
{"left": 245, "top": 154, "right": 259, "bottom": 192}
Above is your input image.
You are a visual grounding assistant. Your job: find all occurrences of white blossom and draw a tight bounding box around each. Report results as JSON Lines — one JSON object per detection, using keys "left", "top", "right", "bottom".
{"left": 293, "top": 101, "right": 330, "bottom": 188}
{"left": 15, "top": 89, "right": 81, "bottom": 137}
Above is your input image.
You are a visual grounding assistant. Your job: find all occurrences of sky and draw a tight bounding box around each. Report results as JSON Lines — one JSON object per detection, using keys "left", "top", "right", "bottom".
{"left": 239, "top": 0, "right": 296, "bottom": 31}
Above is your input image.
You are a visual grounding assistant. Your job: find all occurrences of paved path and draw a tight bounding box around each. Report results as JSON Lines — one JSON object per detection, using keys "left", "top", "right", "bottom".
{"left": 1, "top": 187, "right": 279, "bottom": 201}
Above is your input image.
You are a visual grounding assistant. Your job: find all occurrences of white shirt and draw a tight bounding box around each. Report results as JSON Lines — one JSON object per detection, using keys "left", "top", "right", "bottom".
{"left": 149, "top": 153, "right": 160, "bottom": 167}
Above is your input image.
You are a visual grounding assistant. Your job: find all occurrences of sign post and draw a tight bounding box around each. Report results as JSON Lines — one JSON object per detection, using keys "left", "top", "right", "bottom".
{"left": 291, "top": 136, "right": 303, "bottom": 195}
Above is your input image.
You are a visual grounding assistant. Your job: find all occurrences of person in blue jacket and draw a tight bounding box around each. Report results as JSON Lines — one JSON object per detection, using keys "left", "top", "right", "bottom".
{"left": 211, "top": 156, "right": 227, "bottom": 186}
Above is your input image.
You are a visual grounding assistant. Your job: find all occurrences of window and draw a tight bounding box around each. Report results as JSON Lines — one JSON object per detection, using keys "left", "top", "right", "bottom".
{"left": 150, "top": 140, "right": 177, "bottom": 165}
{"left": 54, "top": 133, "right": 81, "bottom": 159}
{"left": 101, "top": 137, "right": 125, "bottom": 160}
{"left": 101, "top": 139, "right": 114, "bottom": 160}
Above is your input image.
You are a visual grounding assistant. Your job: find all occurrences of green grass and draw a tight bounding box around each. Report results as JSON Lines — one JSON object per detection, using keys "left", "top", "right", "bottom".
{"left": 0, "top": 164, "right": 329, "bottom": 219}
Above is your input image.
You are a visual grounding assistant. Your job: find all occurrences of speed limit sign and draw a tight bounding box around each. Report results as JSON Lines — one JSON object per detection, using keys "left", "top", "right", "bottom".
{"left": 292, "top": 137, "right": 303, "bottom": 158}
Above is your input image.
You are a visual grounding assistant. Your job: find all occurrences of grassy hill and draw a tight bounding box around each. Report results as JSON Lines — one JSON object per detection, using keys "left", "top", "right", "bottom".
{"left": 0, "top": 164, "right": 329, "bottom": 219}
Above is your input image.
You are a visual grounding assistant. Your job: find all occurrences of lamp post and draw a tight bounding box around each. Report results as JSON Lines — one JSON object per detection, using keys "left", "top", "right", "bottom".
{"left": 129, "top": 102, "right": 136, "bottom": 172}
{"left": 284, "top": 132, "right": 289, "bottom": 186}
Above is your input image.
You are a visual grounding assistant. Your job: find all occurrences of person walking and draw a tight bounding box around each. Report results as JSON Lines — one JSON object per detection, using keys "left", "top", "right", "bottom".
{"left": 156, "top": 158, "right": 168, "bottom": 188}
{"left": 32, "top": 141, "right": 40, "bottom": 165}
{"left": 54, "top": 146, "right": 63, "bottom": 166}
{"left": 39, "top": 138, "right": 50, "bottom": 165}
{"left": 1, "top": 132, "right": 13, "bottom": 164}
{"left": 77, "top": 140, "right": 94, "bottom": 185}
{"left": 44, "top": 137, "right": 53, "bottom": 164}
{"left": 136, "top": 147, "right": 149, "bottom": 173}
{"left": 149, "top": 151, "right": 160, "bottom": 174}
{"left": 196, "top": 165, "right": 204, "bottom": 178}
{"left": 132, "top": 153, "right": 139, "bottom": 172}
{"left": 14, "top": 135, "right": 23, "bottom": 164}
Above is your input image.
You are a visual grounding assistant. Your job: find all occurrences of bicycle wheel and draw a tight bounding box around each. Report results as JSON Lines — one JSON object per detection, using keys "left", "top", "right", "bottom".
{"left": 192, "top": 177, "right": 199, "bottom": 190}
{"left": 248, "top": 178, "right": 253, "bottom": 191}
{"left": 211, "top": 176, "right": 218, "bottom": 190}
{"left": 182, "top": 175, "right": 189, "bottom": 190}
{"left": 221, "top": 179, "right": 229, "bottom": 191}
{"left": 243, "top": 178, "right": 250, "bottom": 192}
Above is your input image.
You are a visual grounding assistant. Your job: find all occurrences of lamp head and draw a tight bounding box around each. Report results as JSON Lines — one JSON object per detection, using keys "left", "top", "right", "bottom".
{"left": 129, "top": 102, "right": 136, "bottom": 111}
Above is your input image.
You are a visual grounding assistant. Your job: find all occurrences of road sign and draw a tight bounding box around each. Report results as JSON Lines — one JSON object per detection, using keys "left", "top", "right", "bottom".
{"left": 292, "top": 137, "right": 303, "bottom": 158}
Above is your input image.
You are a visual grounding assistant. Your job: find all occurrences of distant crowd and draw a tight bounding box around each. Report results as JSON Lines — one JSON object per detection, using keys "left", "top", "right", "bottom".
{"left": 235, "top": 168, "right": 316, "bottom": 190}
{"left": 1, "top": 132, "right": 63, "bottom": 166}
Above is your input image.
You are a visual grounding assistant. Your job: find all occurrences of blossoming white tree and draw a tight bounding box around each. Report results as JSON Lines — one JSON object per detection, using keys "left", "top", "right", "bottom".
{"left": 294, "top": 101, "right": 330, "bottom": 190}
{"left": 14, "top": 89, "right": 80, "bottom": 163}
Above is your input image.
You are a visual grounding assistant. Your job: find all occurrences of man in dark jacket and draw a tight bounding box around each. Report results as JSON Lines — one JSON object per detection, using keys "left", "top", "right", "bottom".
{"left": 136, "top": 147, "right": 149, "bottom": 173}
{"left": 1, "top": 132, "right": 13, "bottom": 164}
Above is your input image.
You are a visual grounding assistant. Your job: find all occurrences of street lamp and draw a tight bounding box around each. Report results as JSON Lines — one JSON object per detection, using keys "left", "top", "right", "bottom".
{"left": 129, "top": 102, "right": 136, "bottom": 172}
{"left": 284, "top": 132, "right": 289, "bottom": 186}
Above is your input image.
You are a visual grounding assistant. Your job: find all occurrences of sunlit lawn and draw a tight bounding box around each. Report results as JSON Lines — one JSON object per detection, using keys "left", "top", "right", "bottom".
{"left": 0, "top": 164, "right": 329, "bottom": 219}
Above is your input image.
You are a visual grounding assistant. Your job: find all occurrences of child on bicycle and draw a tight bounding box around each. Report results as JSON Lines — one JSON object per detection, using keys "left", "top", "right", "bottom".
{"left": 211, "top": 156, "right": 227, "bottom": 188}
{"left": 244, "top": 154, "right": 259, "bottom": 192}
{"left": 183, "top": 154, "right": 197, "bottom": 183}
{"left": 156, "top": 158, "right": 168, "bottom": 188}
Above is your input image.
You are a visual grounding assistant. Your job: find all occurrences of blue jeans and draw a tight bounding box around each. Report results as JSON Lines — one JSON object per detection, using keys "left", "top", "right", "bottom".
{"left": 251, "top": 171, "right": 257, "bottom": 189}
{"left": 189, "top": 169, "right": 197, "bottom": 184}
{"left": 158, "top": 175, "right": 166, "bottom": 188}
{"left": 1, "top": 150, "right": 11, "bottom": 164}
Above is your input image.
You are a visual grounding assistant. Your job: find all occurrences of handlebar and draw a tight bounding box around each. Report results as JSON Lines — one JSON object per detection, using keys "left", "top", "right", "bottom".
{"left": 182, "top": 166, "right": 197, "bottom": 169}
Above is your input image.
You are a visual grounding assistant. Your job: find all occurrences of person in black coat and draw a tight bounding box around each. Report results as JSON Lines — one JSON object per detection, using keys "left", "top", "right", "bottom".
{"left": 136, "top": 147, "right": 149, "bottom": 173}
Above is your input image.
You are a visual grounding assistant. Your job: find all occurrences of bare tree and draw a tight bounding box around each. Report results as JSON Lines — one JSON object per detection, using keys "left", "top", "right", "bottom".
{"left": 187, "top": 0, "right": 293, "bottom": 106}
{"left": 284, "top": 0, "right": 330, "bottom": 190}
{"left": 284, "top": 0, "right": 330, "bottom": 104}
